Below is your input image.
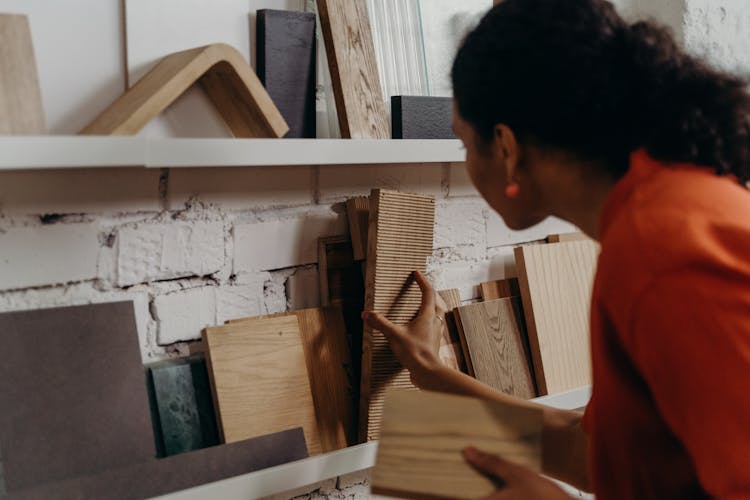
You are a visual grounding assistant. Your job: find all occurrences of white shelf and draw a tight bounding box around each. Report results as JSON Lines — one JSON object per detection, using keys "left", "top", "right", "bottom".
{"left": 0, "top": 137, "right": 465, "bottom": 170}
{"left": 153, "top": 386, "right": 591, "bottom": 500}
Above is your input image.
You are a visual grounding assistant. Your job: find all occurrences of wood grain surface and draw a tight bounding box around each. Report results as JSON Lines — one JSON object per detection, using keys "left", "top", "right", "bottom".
{"left": 346, "top": 197, "right": 370, "bottom": 261}
{"left": 372, "top": 389, "right": 543, "bottom": 499}
{"left": 437, "top": 289, "right": 464, "bottom": 372}
{"left": 228, "top": 307, "right": 355, "bottom": 451}
{"left": 203, "top": 315, "right": 322, "bottom": 455}
{"left": 0, "top": 14, "right": 45, "bottom": 134}
{"left": 81, "top": 43, "right": 288, "bottom": 137}
{"left": 480, "top": 278, "right": 521, "bottom": 301}
{"left": 546, "top": 232, "right": 591, "bottom": 243}
{"left": 360, "top": 189, "right": 435, "bottom": 442}
{"left": 316, "top": 0, "right": 389, "bottom": 138}
{"left": 514, "top": 240, "right": 599, "bottom": 395}
{"left": 455, "top": 299, "right": 536, "bottom": 398}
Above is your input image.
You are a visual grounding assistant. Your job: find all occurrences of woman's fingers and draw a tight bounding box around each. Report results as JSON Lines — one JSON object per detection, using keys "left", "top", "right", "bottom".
{"left": 362, "top": 311, "right": 403, "bottom": 339}
{"left": 463, "top": 447, "right": 523, "bottom": 482}
{"left": 414, "top": 271, "right": 437, "bottom": 316}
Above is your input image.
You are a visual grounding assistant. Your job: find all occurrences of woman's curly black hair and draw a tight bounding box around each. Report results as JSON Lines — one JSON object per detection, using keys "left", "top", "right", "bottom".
{"left": 452, "top": 0, "right": 750, "bottom": 183}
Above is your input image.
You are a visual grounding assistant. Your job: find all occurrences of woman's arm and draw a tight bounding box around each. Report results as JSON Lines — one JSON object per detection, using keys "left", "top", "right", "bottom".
{"left": 362, "top": 271, "right": 591, "bottom": 492}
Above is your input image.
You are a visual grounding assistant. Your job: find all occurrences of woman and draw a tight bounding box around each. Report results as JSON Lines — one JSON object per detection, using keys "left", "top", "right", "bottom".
{"left": 362, "top": 0, "right": 750, "bottom": 498}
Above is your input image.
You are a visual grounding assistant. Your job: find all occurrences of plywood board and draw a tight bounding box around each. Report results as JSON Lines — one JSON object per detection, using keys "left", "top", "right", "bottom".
{"left": 360, "top": 189, "right": 435, "bottom": 442}
{"left": 317, "top": 0, "right": 389, "bottom": 138}
{"left": 514, "top": 240, "right": 599, "bottom": 395}
{"left": 436, "top": 289, "right": 464, "bottom": 372}
{"left": 480, "top": 277, "right": 520, "bottom": 301}
{"left": 257, "top": 9, "right": 316, "bottom": 138}
{"left": 203, "top": 316, "right": 322, "bottom": 455}
{"left": 372, "top": 389, "right": 543, "bottom": 499}
{"left": 0, "top": 302, "right": 154, "bottom": 492}
{"left": 5, "top": 429, "right": 308, "bottom": 500}
{"left": 229, "top": 307, "right": 355, "bottom": 451}
{"left": 455, "top": 299, "right": 536, "bottom": 398}
{"left": 0, "top": 14, "right": 45, "bottom": 134}
{"left": 547, "top": 232, "right": 591, "bottom": 243}
{"left": 346, "top": 197, "right": 370, "bottom": 261}
{"left": 81, "top": 43, "right": 288, "bottom": 138}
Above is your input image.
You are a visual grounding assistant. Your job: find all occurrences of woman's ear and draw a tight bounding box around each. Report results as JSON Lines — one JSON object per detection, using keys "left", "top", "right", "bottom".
{"left": 493, "top": 123, "right": 521, "bottom": 181}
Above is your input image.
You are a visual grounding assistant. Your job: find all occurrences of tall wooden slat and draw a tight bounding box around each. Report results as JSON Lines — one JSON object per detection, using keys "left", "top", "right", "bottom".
{"left": 360, "top": 189, "right": 435, "bottom": 442}
{"left": 514, "top": 240, "right": 599, "bottom": 395}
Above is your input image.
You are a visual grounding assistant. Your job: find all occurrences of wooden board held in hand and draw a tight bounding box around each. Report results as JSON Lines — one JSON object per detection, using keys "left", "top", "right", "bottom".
{"left": 455, "top": 298, "right": 536, "bottom": 399}
{"left": 317, "top": 0, "right": 389, "bottom": 138}
{"left": 0, "top": 14, "right": 45, "bottom": 134}
{"left": 373, "top": 389, "right": 543, "bottom": 500}
{"left": 514, "top": 240, "right": 599, "bottom": 395}
{"left": 203, "top": 315, "right": 322, "bottom": 455}
{"left": 360, "top": 189, "right": 435, "bottom": 442}
{"left": 229, "top": 307, "right": 355, "bottom": 451}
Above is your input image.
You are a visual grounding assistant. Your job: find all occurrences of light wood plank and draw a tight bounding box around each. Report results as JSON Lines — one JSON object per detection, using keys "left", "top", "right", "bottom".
{"left": 455, "top": 299, "right": 536, "bottom": 398}
{"left": 0, "top": 14, "right": 45, "bottom": 134}
{"left": 346, "top": 197, "right": 370, "bottom": 261}
{"left": 360, "top": 189, "right": 435, "bottom": 442}
{"left": 81, "top": 43, "right": 288, "bottom": 138}
{"left": 514, "top": 241, "right": 599, "bottom": 395}
{"left": 479, "top": 277, "right": 520, "bottom": 301}
{"left": 316, "top": 0, "right": 389, "bottom": 139}
{"left": 203, "top": 316, "right": 322, "bottom": 455}
{"left": 228, "top": 307, "right": 355, "bottom": 452}
{"left": 372, "top": 389, "right": 543, "bottom": 499}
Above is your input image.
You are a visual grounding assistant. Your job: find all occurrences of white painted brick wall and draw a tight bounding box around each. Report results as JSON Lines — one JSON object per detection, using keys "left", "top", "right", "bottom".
{"left": 117, "top": 220, "right": 226, "bottom": 287}
{"left": 0, "top": 1, "right": 738, "bottom": 498}
{"left": 0, "top": 223, "right": 102, "bottom": 291}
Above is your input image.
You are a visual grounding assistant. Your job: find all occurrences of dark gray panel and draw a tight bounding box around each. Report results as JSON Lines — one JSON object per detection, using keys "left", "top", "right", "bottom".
{"left": 391, "top": 96, "right": 455, "bottom": 139}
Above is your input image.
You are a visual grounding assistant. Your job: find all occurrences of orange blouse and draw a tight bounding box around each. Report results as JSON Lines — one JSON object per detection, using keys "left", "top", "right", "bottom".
{"left": 584, "top": 149, "right": 750, "bottom": 498}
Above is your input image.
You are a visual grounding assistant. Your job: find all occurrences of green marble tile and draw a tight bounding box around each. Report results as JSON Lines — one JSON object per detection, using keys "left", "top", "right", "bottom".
{"left": 146, "top": 356, "right": 219, "bottom": 457}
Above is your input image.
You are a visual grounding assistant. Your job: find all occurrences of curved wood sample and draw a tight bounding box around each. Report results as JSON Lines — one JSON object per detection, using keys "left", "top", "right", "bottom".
{"left": 80, "top": 43, "right": 288, "bottom": 138}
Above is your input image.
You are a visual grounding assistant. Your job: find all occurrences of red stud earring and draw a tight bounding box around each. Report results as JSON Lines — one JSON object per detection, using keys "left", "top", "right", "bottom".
{"left": 505, "top": 182, "right": 520, "bottom": 198}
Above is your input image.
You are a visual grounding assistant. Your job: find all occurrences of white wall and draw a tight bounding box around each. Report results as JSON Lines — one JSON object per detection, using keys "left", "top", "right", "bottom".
{"left": 0, "top": 0, "right": 746, "bottom": 498}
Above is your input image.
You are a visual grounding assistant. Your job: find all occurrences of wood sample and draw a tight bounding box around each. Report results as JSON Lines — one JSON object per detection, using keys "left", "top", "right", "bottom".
{"left": 480, "top": 277, "right": 521, "bottom": 301}
{"left": 316, "top": 0, "right": 390, "bottom": 139}
{"left": 80, "top": 43, "right": 289, "bottom": 138}
{"left": 6, "top": 429, "right": 308, "bottom": 500}
{"left": 257, "top": 9, "right": 316, "bottom": 138}
{"left": 391, "top": 96, "right": 455, "bottom": 139}
{"left": 514, "top": 240, "right": 599, "bottom": 395}
{"left": 0, "top": 302, "right": 154, "bottom": 492}
{"left": 346, "top": 197, "right": 370, "bottom": 261}
{"left": 455, "top": 299, "right": 537, "bottom": 398}
{"left": 203, "top": 315, "right": 322, "bottom": 455}
{"left": 318, "top": 236, "right": 363, "bottom": 308}
{"left": 360, "top": 189, "right": 435, "bottom": 442}
{"left": 547, "top": 232, "right": 591, "bottom": 243}
{"left": 146, "top": 356, "right": 219, "bottom": 457}
{"left": 436, "top": 289, "right": 465, "bottom": 372}
{"left": 372, "top": 389, "right": 543, "bottom": 500}
{"left": 229, "top": 307, "right": 355, "bottom": 451}
{"left": 0, "top": 14, "right": 45, "bottom": 134}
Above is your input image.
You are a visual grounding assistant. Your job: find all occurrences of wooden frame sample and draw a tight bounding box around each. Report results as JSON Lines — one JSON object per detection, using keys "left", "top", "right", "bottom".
{"left": 455, "top": 298, "right": 536, "bottom": 398}
{"left": 228, "top": 307, "right": 355, "bottom": 451}
{"left": 436, "top": 288, "right": 465, "bottom": 372}
{"left": 514, "top": 240, "right": 599, "bottom": 395}
{"left": 81, "top": 43, "right": 289, "bottom": 137}
{"left": 372, "top": 389, "right": 543, "bottom": 499}
{"left": 0, "top": 14, "right": 45, "bottom": 134}
{"left": 316, "top": 0, "right": 389, "bottom": 138}
{"left": 480, "top": 277, "right": 520, "bottom": 301}
{"left": 346, "top": 197, "right": 370, "bottom": 261}
{"left": 203, "top": 315, "right": 322, "bottom": 455}
{"left": 360, "top": 189, "right": 435, "bottom": 442}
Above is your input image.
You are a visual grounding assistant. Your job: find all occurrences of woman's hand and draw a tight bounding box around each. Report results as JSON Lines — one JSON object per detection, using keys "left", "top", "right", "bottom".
{"left": 464, "top": 447, "right": 573, "bottom": 500}
{"left": 361, "top": 270, "right": 447, "bottom": 388}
